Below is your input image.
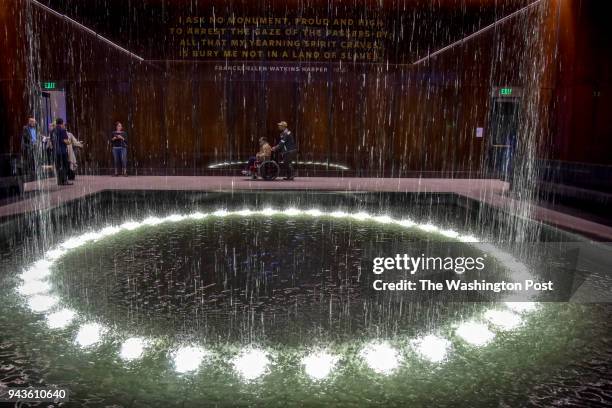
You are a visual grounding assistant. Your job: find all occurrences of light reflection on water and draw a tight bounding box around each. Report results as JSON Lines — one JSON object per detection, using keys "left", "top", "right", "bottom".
{"left": 0, "top": 192, "right": 610, "bottom": 407}
{"left": 48, "top": 214, "right": 505, "bottom": 345}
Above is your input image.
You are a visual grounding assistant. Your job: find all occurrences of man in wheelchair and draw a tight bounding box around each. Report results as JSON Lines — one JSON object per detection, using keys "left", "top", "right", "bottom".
{"left": 242, "top": 137, "right": 275, "bottom": 180}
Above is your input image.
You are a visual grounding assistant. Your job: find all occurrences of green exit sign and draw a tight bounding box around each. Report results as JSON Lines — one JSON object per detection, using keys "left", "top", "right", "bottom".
{"left": 500, "top": 87, "right": 513, "bottom": 96}
{"left": 42, "top": 82, "right": 56, "bottom": 90}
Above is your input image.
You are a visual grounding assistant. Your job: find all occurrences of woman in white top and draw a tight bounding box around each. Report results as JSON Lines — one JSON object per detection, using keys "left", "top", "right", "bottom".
{"left": 65, "top": 125, "right": 83, "bottom": 181}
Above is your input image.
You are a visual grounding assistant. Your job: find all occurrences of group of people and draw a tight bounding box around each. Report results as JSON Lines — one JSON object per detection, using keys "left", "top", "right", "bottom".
{"left": 21, "top": 117, "right": 83, "bottom": 185}
{"left": 244, "top": 120, "right": 298, "bottom": 180}
{"left": 21, "top": 118, "right": 129, "bottom": 185}
{"left": 21, "top": 118, "right": 296, "bottom": 184}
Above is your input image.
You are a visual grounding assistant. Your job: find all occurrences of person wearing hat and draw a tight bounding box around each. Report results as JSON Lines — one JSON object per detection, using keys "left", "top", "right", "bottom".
{"left": 271, "top": 121, "right": 297, "bottom": 180}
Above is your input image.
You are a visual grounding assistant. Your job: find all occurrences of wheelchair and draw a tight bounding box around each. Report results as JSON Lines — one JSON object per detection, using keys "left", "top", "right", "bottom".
{"left": 245, "top": 158, "right": 280, "bottom": 181}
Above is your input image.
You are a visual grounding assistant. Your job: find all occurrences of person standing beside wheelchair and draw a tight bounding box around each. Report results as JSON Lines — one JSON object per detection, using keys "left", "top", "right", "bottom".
{"left": 271, "top": 121, "right": 297, "bottom": 181}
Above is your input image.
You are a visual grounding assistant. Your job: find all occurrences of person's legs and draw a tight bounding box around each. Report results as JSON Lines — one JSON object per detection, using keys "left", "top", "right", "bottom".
{"left": 112, "top": 148, "right": 119, "bottom": 175}
{"left": 283, "top": 151, "right": 296, "bottom": 180}
{"left": 55, "top": 154, "right": 69, "bottom": 184}
{"left": 121, "top": 147, "right": 128, "bottom": 175}
{"left": 69, "top": 149, "right": 78, "bottom": 181}
{"left": 54, "top": 154, "right": 63, "bottom": 185}
{"left": 61, "top": 153, "right": 71, "bottom": 184}
{"left": 243, "top": 156, "right": 257, "bottom": 176}
{"left": 23, "top": 149, "right": 35, "bottom": 181}
{"left": 33, "top": 144, "right": 45, "bottom": 179}
{"left": 45, "top": 147, "right": 53, "bottom": 165}
{"left": 112, "top": 147, "right": 121, "bottom": 175}
{"left": 30, "top": 147, "right": 39, "bottom": 179}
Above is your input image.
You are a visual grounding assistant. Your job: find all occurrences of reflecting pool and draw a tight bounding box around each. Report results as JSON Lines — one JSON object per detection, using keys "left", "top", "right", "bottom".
{"left": 1, "top": 191, "right": 611, "bottom": 407}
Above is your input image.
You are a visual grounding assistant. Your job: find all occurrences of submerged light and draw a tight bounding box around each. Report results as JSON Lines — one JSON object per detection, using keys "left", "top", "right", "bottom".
{"left": 165, "top": 214, "right": 185, "bottom": 222}
{"left": 259, "top": 207, "right": 277, "bottom": 216}
{"left": 484, "top": 309, "right": 523, "bottom": 330}
{"left": 45, "top": 248, "right": 67, "bottom": 260}
{"left": 142, "top": 216, "right": 163, "bottom": 225}
{"left": 60, "top": 236, "right": 88, "bottom": 249}
{"left": 505, "top": 301, "right": 538, "bottom": 314}
{"left": 120, "top": 337, "right": 148, "bottom": 361}
{"left": 373, "top": 215, "right": 393, "bottom": 224}
{"left": 283, "top": 207, "right": 302, "bottom": 216}
{"left": 359, "top": 342, "right": 402, "bottom": 375}
{"left": 46, "top": 309, "right": 76, "bottom": 329}
{"left": 21, "top": 260, "right": 53, "bottom": 281}
{"left": 76, "top": 231, "right": 102, "bottom": 242}
{"left": 119, "top": 221, "right": 141, "bottom": 231}
{"left": 455, "top": 321, "right": 495, "bottom": 346}
{"left": 439, "top": 229, "right": 460, "bottom": 239}
{"left": 27, "top": 295, "right": 58, "bottom": 312}
{"left": 212, "top": 209, "right": 229, "bottom": 217}
{"left": 301, "top": 350, "right": 338, "bottom": 380}
{"left": 14, "top": 206, "right": 541, "bottom": 379}
{"left": 236, "top": 208, "right": 253, "bottom": 216}
{"left": 458, "top": 235, "right": 479, "bottom": 243}
{"left": 418, "top": 223, "right": 439, "bottom": 233}
{"left": 305, "top": 208, "right": 323, "bottom": 217}
{"left": 99, "top": 226, "right": 121, "bottom": 237}
{"left": 351, "top": 211, "right": 371, "bottom": 221}
{"left": 397, "top": 218, "right": 415, "bottom": 227}
{"left": 411, "top": 335, "right": 451, "bottom": 363}
{"left": 75, "top": 322, "right": 105, "bottom": 348}
{"left": 172, "top": 346, "right": 209, "bottom": 373}
{"left": 18, "top": 280, "right": 51, "bottom": 296}
{"left": 232, "top": 348, "right": 270, "bottom": 380}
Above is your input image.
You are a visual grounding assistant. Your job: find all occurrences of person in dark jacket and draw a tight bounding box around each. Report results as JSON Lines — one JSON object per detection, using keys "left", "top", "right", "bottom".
{"left": 271, "top": 121, "right": 297, "bottom": 180}
{"left": 21, "top": 117, "right": 39, "bottom": 178}
{"left": 51, "top": 118, "right": 71, "bottom": 185}
{"left": 109, "top": 121, "right": 128, "bottom": 177}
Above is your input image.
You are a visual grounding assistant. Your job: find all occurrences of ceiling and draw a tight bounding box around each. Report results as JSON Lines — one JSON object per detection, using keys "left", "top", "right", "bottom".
{"left": 33, "top": 0, "right": 538, "bottom": 63}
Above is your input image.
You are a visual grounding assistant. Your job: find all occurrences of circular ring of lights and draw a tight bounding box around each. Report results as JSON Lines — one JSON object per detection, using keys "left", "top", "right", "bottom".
{"left": 16, "top": 207, "right": 539, "bottom": 380}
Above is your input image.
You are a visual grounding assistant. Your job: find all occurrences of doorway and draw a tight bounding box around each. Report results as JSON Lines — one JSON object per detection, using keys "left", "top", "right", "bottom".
{"left": 488, "top": 87, "right": 521, "bottom": 181}
{"left": 41, "top": 89, "right": 67, "bottom": 133}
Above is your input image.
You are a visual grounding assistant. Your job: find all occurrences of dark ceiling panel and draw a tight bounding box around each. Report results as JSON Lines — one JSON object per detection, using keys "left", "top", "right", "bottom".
{"left": 33, "top": 0, "right": 537, "bottom": 63}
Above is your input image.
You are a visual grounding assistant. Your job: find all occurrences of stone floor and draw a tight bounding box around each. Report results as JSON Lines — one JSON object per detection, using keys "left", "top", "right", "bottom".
{"left": 2, "top": 175, "right": 611, "bottom": 240}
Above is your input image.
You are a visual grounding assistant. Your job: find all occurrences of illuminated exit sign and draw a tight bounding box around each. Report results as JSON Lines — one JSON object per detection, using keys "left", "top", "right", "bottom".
{"left": 42, "top": 82, "right": 56, "bottom": 90}
{"left": 492, "top": 86, "right": 521, "bottom": 98}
